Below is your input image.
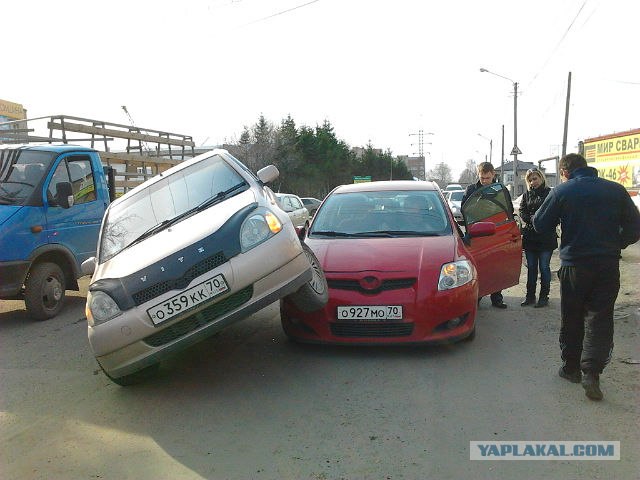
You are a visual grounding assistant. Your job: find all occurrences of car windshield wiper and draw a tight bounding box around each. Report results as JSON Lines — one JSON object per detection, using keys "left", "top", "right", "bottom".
{"left": 122, "top": 182, "right": 250, "bottom": 252}
{"left": 311, "top": 230, "right": 352, "bottom": 237}
{"left": 193, "top": 182, "right": 249, "bottom": 213}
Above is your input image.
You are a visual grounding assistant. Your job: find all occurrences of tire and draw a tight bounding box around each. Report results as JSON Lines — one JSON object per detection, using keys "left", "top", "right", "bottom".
{"left": 286, "top": 243, "right": 328, "bottom": 313}
{"left": 99, "top": 361, "right": 160, "bottom": 386}
{"left": 24, "top": 262, "right": 66, "bottom": 321}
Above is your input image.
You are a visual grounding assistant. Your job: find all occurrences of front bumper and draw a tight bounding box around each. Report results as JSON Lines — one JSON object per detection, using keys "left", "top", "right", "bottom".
{"left": 91, "top": 249, "right": 311, "bottom": 379}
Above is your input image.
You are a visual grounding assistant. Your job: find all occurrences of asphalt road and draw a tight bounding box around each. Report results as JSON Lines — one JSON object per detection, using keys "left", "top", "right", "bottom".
{"left": 1, "top": 244, "right": 638, "bottom": 480}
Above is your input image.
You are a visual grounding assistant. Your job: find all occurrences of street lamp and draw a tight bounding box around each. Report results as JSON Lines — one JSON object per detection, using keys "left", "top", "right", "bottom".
{"left": 479, "top": 67, "right": 520, "bottom": 195}
{"left": 477, "top": 133, "right": 493, "bottom": 163}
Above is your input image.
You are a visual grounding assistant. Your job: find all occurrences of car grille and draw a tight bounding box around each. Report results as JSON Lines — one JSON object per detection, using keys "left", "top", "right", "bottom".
{"left": 132, "top": 252, "right": 227, "bottom": 306}
{"left": 327, "top": 278, "right": 416, "bottom": 294}
{"left": 330, "top": 322, "right": 414, "bottom": 337}
{"left": 143, "top": 285, "right": 253, "bottom": 347}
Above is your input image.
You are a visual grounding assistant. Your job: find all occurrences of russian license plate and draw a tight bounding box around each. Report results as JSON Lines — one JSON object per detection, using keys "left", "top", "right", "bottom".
{"left": 147, "top": 274, "right": 229, "bottom": 325}
{"left": 336, "top": 305, "right": 403, "bottom": 321}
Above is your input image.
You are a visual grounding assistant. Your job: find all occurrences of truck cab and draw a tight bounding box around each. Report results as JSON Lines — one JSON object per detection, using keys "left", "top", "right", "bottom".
{"left": 0, "top": 144, "right": 113, "bottom": 319}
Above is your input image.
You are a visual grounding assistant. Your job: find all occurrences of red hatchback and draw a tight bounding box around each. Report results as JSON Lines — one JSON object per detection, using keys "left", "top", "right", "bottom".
{"left": 280, "top": 180, "right": 521, "bottom": 344}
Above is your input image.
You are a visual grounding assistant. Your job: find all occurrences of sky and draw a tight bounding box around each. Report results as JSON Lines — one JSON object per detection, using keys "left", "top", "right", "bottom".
{"left": 3, "top": 0, "right": 639, "bottom": 179}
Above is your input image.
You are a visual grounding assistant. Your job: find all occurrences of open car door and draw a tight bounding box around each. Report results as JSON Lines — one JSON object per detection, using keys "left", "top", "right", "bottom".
{"left": 461, "top": 183, "right": 522, "bottom": 298}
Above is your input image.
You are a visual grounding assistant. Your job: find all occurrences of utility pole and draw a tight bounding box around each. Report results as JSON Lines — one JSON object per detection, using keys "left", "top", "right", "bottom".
{"left": 409, "top": 129, "right": 434, "bottom": 180}
{"left": 562, "top": 72, "right": 572, "bottom": 157}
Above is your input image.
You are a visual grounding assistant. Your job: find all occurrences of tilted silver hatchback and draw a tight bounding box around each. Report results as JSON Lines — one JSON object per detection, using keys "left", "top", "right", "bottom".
{"left": 82, "top": 149, "right": 327, "bottom": 385}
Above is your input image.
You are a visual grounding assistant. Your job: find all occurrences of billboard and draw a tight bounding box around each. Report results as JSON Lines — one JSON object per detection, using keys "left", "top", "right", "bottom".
{"left": 0, "top": 99, "right": 26, "bottom": 121}
{"left": 582, "top": 129, "right": 640, "bottom": 188}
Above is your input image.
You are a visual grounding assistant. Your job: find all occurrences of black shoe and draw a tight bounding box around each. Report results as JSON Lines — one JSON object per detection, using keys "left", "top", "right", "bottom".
{"left": 492, "top": 301, "right": 507, "bottom": 309}
{"left": 582, "top": 372, "right": 603, "bottom": 401}
{"left": 521, "top": 297, "right": 535, "bottom": 306}
{"left": 534, "top": 297, "right": 549, "bottom": 308}
{"left": 558, "top": 366, "right": 581, "bottom": 383}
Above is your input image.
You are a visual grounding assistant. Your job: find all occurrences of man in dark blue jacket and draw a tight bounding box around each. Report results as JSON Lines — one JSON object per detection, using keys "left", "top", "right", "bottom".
{"left": 533, "top": 153, "right": 640, "bottom": 401}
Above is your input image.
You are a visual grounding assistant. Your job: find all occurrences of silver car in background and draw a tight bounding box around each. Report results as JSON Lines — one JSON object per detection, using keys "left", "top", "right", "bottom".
{"left": 275, "top": 193, "right": 311, "bottom": 228}
{"left": 82, "top": 150, "right": 327, "bottom": 385}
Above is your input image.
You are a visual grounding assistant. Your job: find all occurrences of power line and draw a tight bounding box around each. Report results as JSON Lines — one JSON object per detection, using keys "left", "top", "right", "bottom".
{"left": 241, "top": 0, "right": 321, "bottom": 28}
{"left": 528, "top": 0, "right": 590, "bottom": 88}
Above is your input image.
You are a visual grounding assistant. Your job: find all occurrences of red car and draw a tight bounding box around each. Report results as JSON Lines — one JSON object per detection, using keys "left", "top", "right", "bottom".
{"left": 281, "top": 180, "right": 521, "bottom": 344}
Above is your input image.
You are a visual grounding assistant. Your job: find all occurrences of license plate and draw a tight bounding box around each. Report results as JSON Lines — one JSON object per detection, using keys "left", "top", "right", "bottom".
{"left": 147, "top": 274, "right": 229, "bottom": 325}
{"left": 336, "top": 305, "right": 403, "bottom": 321}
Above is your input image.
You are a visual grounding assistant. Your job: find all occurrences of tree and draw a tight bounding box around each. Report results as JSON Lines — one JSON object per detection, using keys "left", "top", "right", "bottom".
{"left": 426, "top": 162, "right": 452, "bottom": 187}
{"left": 458, "top": 159, "right": 477, "bottom": 184}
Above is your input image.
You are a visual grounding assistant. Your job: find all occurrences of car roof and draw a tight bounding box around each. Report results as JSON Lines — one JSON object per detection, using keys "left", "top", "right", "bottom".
{"left": 332, "top": 180, "right": 439, "bottom": 194}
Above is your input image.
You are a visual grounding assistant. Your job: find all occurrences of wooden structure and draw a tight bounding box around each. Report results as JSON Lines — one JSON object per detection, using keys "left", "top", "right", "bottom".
{"left": 0, "top": 115, "right": 198, "bottom": 193}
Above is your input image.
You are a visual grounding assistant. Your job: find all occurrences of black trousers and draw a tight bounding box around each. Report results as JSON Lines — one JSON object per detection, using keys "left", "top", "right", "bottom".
{"left": 558, "top": 260, "right": 619, "bottom": 374}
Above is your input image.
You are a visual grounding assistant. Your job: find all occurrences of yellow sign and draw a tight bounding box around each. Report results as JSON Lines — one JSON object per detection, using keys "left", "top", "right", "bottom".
{"left": 583, "top": 132, "right": 640, "bottom": 163}
{"left": 583, "top": 130, "right": 640, "bottom": 188}
{"left": 0, "top": 99, "right": 26, "bottom": 120}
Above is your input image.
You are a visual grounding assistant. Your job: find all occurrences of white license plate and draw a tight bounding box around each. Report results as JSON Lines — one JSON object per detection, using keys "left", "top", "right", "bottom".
{"left": 147, "top": 274, "right": 229, "bottom": 325}
{"left": 336, "top": 305, "right": 403, "bottom": 321}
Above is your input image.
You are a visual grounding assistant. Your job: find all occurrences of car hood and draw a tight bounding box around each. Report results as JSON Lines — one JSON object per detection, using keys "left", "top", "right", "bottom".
{"left": 307, "top": 235, "right": 458, "bottom": 274}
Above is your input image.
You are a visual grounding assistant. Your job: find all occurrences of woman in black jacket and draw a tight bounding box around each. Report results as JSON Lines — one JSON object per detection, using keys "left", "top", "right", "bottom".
{"left": 519, "top": 168, "right": 558, "bottom": 307}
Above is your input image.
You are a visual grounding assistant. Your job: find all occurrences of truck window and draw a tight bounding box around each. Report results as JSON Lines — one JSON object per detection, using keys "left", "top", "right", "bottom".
{"left": 47, "top": 156, "right": 97, "bottom": 206}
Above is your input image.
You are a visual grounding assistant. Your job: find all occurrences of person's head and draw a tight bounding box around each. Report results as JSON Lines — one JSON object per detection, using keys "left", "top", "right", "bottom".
{"left": 525, "top": 168, "right": 545, "bottom": 190}
{"left": 559, "top": 153, "right": 587, "bottom": 183}
{"left": 476, "top": 162, "right": 496, "bottom": 186}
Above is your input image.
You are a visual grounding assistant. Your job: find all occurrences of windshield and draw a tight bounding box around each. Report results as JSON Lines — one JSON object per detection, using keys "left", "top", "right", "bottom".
{"left": 0, "top": 149, "right": 56, "bottom": 205}
{"left": 310, "top": 189, "right": 451, "bottom": 237}
{"left": 100, "top": 154, "right": 247, "bottom": 261}
{"left": 449, "top": 190, "right": 464, "bottom": 202}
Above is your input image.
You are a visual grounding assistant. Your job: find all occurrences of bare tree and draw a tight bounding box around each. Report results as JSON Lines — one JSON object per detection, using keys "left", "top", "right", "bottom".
{"left": 458, "top": 159, "right": 477, "bottom": 184}
{"left": 426, "top": 162, "right": 452, "bottom": 188}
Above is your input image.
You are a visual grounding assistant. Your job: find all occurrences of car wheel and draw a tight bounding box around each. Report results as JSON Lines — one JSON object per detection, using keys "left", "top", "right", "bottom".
{"left": 98, "top": 361, "right": 160, "bottom": 386}
{"left": 24, "top": 262, "right": 66, "bottom": 320}
{"left": 286, "top": 243, "right": 328, "bottom": 313}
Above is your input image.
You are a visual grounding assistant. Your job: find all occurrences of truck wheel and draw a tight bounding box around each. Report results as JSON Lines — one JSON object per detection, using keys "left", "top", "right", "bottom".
{"left": 24, "top": 262, "right": 66, "bottom": 321}
{"left": 286, "top": 243, "right": 328, "bottom": 313}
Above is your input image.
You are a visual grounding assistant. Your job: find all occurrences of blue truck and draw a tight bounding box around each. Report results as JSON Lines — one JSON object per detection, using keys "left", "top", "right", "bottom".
{"left": 0, "top": 144, "right": 117, "bottom": 319}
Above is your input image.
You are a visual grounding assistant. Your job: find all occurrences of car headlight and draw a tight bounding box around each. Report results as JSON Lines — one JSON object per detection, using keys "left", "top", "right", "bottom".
{"left": 240, "top": 211, "right": 282, "bottom": 251}
{"left": 438, "top": 260, "right": 473, "bottom": 290}
{"left": 86, "top": 290, "right": 122, "bottom": 326}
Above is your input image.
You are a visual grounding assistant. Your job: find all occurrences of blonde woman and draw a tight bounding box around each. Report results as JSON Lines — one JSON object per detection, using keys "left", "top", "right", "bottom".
{"left": 519, "top": 168, "right": 557, "bottom": 307}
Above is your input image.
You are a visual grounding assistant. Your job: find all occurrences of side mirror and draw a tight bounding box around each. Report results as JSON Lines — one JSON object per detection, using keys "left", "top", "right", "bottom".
{"left": 81, "top": 257, "right": 97, "bottom": 276}
{"left": 257, "top": 165, "right": 279, "bottom": 184}
{"left": 55, "top": 182, "right": 75, "bottom": 209}
{"left": 467, "top": 221, "right": 496, "bottom": 238}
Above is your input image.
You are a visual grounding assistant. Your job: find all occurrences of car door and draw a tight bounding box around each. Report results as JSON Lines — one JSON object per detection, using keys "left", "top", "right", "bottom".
{"left": 461, "top": 183, "right": 521, "bottom": 297}
{"left": 289, "top": 195, "right": 309, "bottom": 226}
{"left": 44, "top": 154, "right": 105, "bottom": 266}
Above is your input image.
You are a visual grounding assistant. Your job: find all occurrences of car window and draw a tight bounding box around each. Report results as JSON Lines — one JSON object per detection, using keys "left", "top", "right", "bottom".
{"left": 290, "top": 196, "right": 303, "bottom": 209}
{"left": 311, "top": 190, "right": 450, "bottom": 236}
{"left": 462, "top": 183, "right": 513, "bottom": 226}
{"left": 449, "top": 191, "right": 464, "bottom": 202}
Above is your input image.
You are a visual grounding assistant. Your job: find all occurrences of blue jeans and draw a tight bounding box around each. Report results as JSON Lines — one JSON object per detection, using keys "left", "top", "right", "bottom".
{"left": 524, "top": 250, "right": 553, "bottom": 298}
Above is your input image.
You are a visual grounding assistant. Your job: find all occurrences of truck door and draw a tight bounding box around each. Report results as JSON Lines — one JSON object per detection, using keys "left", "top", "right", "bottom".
{"left": 461, "top": 183, "right": 522, "bottom": 297}
{"left": 44, "top": 154, "right": 105, "bottom": 267}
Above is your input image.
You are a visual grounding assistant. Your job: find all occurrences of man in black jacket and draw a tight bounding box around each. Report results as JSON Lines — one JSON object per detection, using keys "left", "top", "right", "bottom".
{"left": 462, "top": 161, "right": 511, "bottom": 309}
{"left": 533, "top": 153, "right": 640, "bottom": 401}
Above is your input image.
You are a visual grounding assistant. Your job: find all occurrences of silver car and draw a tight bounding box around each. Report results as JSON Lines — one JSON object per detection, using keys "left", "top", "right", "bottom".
{"left": 82, "top": 150, "right": 327, "bottom": 385}
{"left": 275, "top": 193, "right": 311, "bottom": 228}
